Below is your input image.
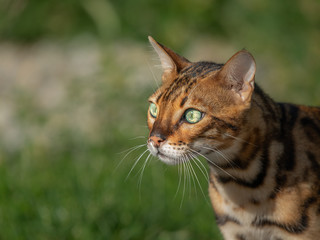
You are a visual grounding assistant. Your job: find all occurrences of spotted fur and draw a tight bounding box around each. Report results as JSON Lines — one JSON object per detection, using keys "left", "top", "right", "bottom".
{"left": 146, "top": 36, "right": 320, "bottom": 240}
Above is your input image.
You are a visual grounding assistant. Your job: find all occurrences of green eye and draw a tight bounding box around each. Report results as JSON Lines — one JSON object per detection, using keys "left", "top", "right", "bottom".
{"left": 184, "top": 109, "right": 202, "bottom": 124}
{"left": 149, "top": 103, "right": 158, "bottom": 118}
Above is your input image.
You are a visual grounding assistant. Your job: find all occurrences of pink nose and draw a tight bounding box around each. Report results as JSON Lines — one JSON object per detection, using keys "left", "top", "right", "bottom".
{"left": 149, "top": 135, "right": 165, "bottom": 148}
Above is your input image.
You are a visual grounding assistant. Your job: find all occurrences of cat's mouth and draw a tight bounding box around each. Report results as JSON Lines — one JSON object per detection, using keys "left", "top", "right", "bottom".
{"left": 147, "top": 142, "right": 188, "bottom": 165}
{"left": 148, "top": 148, "right": 186, "bottom": 165}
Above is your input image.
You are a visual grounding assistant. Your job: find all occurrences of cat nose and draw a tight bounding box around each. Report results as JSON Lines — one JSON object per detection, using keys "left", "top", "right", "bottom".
{"left": 148, "top": 135, "right": 166, "bottom": 148}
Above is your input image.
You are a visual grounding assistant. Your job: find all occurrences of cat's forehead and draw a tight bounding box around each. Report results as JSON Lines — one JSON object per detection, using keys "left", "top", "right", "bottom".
{"left": 150, "top": 61, "right": 223, "bottom": 103}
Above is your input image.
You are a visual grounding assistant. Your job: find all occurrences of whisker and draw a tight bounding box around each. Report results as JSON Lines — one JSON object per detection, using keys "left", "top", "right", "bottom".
{"left": 184, "top": 155, "right": 192, "bottom": 199}
{"left": 186, "top": 157, "right": 197, "bottom": 199}
{"left": 114, "top": 144, "right": 147, "bottom": 172}
{"left": 174, "top": 157, "right": 183, "bottom": 200}
{"left": 186, "top": 83, "right": 200, "bottom": 99}
{"left": 125, "top": 149, "right": 149, "bottom": 180}
{"left": 138, "top": 152, "right": 152, "bottom": 192}
{"left": 223, "top": 132, "right": 257, "bottom": 147}
{"left": 117, "top": 143, "right": 146, "bottom": 155}
{"left": 186, "top": 153, "right": 208, "bottom": 202}
{"left": 180, "top": 159, "right": 187, "bottom": 209}
{"left": 129, "top": 136, "right": 147, "bottom": 140}
{"left": 189, "top": 149, "right": 236, "bottom": 180}
{"left": 201, "top": 146, "right": 237, "bottom": 169}
{"left": 188, "top": 152, "right": 209, "bottom": 182}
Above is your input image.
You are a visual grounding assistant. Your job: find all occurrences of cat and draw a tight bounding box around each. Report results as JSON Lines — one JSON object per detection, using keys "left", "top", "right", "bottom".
{"left": 146, "top": 36, "right": 320, "bottom": 240}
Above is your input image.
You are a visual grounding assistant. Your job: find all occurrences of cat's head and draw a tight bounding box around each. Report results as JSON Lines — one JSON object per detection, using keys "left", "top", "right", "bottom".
{"left": 146, "top": 36, "right": 256, "bottom": 165}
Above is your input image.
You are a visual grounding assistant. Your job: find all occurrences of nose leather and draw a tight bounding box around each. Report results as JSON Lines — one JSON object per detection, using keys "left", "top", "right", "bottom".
{"left": 149, "top": 135, "right": 165, "bottom": 148}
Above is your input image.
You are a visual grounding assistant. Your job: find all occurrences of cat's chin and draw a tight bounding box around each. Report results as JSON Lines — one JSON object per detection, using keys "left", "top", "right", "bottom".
{"left": 157, "top": 153, "right": 177, "bottom": 165}
{"left": 157, "top": 153, "right": 186, "bottom": 165}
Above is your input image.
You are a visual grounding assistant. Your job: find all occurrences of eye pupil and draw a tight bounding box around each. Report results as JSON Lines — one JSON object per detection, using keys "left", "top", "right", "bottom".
{"left": 185, "top": 109, "right": 202, "bottom": 123}
{"left": 149, "top": 103, "right": 157, "bottom": 118}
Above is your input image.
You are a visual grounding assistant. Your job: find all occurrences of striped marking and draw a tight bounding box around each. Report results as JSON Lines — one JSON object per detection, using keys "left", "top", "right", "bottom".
{"left": 218, "top": 128, "right": 260, "bottom": 169}
{"left": 215, "top": 213, "right": 241, "bottom": 226}
{"left": 254, "top": 85, "right": 277, "bottom": 120}
{"left": 211, "top": 116, "right": 238, "bottom": 132}
{"left": 180, "top": 96, "right": 188, "bottom": 107}
{"left": 216, "top": 139, "right": 270, "bottom": 188}
{"left": 300, "top": 117, "right": 320, "bottom": 141}
{"left": 161, "top": 62, "right": 222, "bottom": 102}
{"left": 252, "top": 197, "right": 317, "bottom": 234}
{"left": 236, "top": 234, "right": 247, "bottom": 240}
{"left": 156, "top": 92, "right": 164, "bottom": 103}
{"left": 271, "top": 104, "right": 299, "bottom": 199}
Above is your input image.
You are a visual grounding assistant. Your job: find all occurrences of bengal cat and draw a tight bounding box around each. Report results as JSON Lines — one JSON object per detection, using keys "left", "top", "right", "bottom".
{"left": 146, "top": 36, "right": 320, "bottom": 240}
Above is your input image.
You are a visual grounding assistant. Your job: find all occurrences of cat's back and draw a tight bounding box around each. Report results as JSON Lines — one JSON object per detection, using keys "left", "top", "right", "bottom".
{"left": 274, "top": 102, "right": 320, "bottom": 184}
{"left": 267, "top": 102, "right": 320, "bottom": 239}
{"left": 281, "top": 103, "right": 320, "bottom": 156}
{"left": 296, "top": 104, "right": 320, "bottom": 144}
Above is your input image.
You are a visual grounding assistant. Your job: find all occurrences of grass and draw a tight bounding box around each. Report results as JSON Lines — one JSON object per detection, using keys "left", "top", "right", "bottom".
{"left": 0, "top": 90, "right": 222, "bottom": 240}
{"left": 0, "top": 40, "right": 222, "bottom": 239}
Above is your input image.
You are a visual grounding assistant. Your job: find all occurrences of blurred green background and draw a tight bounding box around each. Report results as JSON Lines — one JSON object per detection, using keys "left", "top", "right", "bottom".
{"left": 0, "top": 0, "right": 319, "bottom": 239}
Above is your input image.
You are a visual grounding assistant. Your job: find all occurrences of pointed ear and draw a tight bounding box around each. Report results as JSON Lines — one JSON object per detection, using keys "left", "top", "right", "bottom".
{"left": 219, "top": 50, "right": 256, "bottom": 104}
{"left": 148, "top": 36, "right": 191, "bottom": 83}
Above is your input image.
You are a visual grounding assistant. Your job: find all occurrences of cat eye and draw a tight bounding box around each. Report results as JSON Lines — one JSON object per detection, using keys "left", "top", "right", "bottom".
{"left": 149, "top": 103, "right": 158, "bottom": 118}
{"left": 184, "top": 109, "right": 203, "bottom": 124}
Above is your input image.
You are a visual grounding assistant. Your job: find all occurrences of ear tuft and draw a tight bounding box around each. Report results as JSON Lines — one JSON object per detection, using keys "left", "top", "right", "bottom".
{"left": 219, "top": 50, "right": 256, "bottom": 103}
{"left": 148, "top": 36, "right": 176, "bottom": 72}
{"left": 148, "top": 36, "right": 191, "bottom": 83}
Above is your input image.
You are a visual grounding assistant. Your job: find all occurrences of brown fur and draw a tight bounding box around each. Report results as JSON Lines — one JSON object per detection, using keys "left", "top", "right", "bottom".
{"left": 146, "top": 37, "right": 320, "bottom": 240}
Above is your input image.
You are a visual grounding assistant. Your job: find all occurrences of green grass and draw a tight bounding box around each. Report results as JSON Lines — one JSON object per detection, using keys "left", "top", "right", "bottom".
{"left": 0, "top": 149, "right": 222, "bottom": 240}
{"left": 0, "top": 70, "right": 222, "bottom": 239}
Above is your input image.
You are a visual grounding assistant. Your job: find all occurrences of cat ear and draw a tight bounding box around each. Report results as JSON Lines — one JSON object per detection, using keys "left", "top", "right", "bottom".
{"left": 219, "top": 50, "right": 256, "bottom": 103}
{"left": 148, "top": 36, "right": 190, "bottom": 82}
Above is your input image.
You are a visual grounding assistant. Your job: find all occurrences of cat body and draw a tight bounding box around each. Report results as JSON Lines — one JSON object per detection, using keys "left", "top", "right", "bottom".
{"left": 146, "top": 36, "right": 320, "bottom": 240}
{"left": 208, "top": 95, "right": 320, "bottom": 240}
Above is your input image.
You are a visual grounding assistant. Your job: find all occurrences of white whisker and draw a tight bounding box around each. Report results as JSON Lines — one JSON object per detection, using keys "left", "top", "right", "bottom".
{"left": 138, "top": 152, "right": 152, "bottom": 192}
{"left": 184, "top": 155, "right": 192, "bottom": 199}
{"left": 114, "top": 144, "right": 147, "bottom": 172}
{"left": 188, "top": 152, "right": 209, "bottom": 182}
{"left": 180, "top": 159, "right": 187, "bottom": 209}
{"left": 186, "top": 83, "right": 200, "bottom": 99}
{"left": 201, "top": 146, "right": 237, "bottom": 169}
{"left": 186, "top": 153, "right": 208, "bottom": 202}
{"left": 129, "top": 136, "right": 147, "bottom": 140}
{"left": 174, "top": 157, "right": 183, "bottom": 200}
{"left": 186, "top": 157, "right": 197, "bottom": 199}
{"left": 223, "top": 132, "right": 257, "bottom": 147}
{"left": 126, "top": 149, "right": 149, "bottom": 180}
{"left": 189, "top": 149, "right": 236, "bottom": 180}
{"left": 117, "top": 143, "right": 146, "bottom": 155}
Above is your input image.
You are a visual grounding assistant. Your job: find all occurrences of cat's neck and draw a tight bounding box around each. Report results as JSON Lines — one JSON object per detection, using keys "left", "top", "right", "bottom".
{"left": 207, "top": 84, "right": 282, "bottom": 205}
{"left": 206, "top": 84, "right": 280, "bottom": 167}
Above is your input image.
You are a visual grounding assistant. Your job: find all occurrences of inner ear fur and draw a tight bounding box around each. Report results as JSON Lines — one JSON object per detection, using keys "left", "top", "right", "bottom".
{"left": 148, "top": 36, "right": 191, "bottom": 83}
{"left": 218, "top": 50, "right": 256, "bottom": 104}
